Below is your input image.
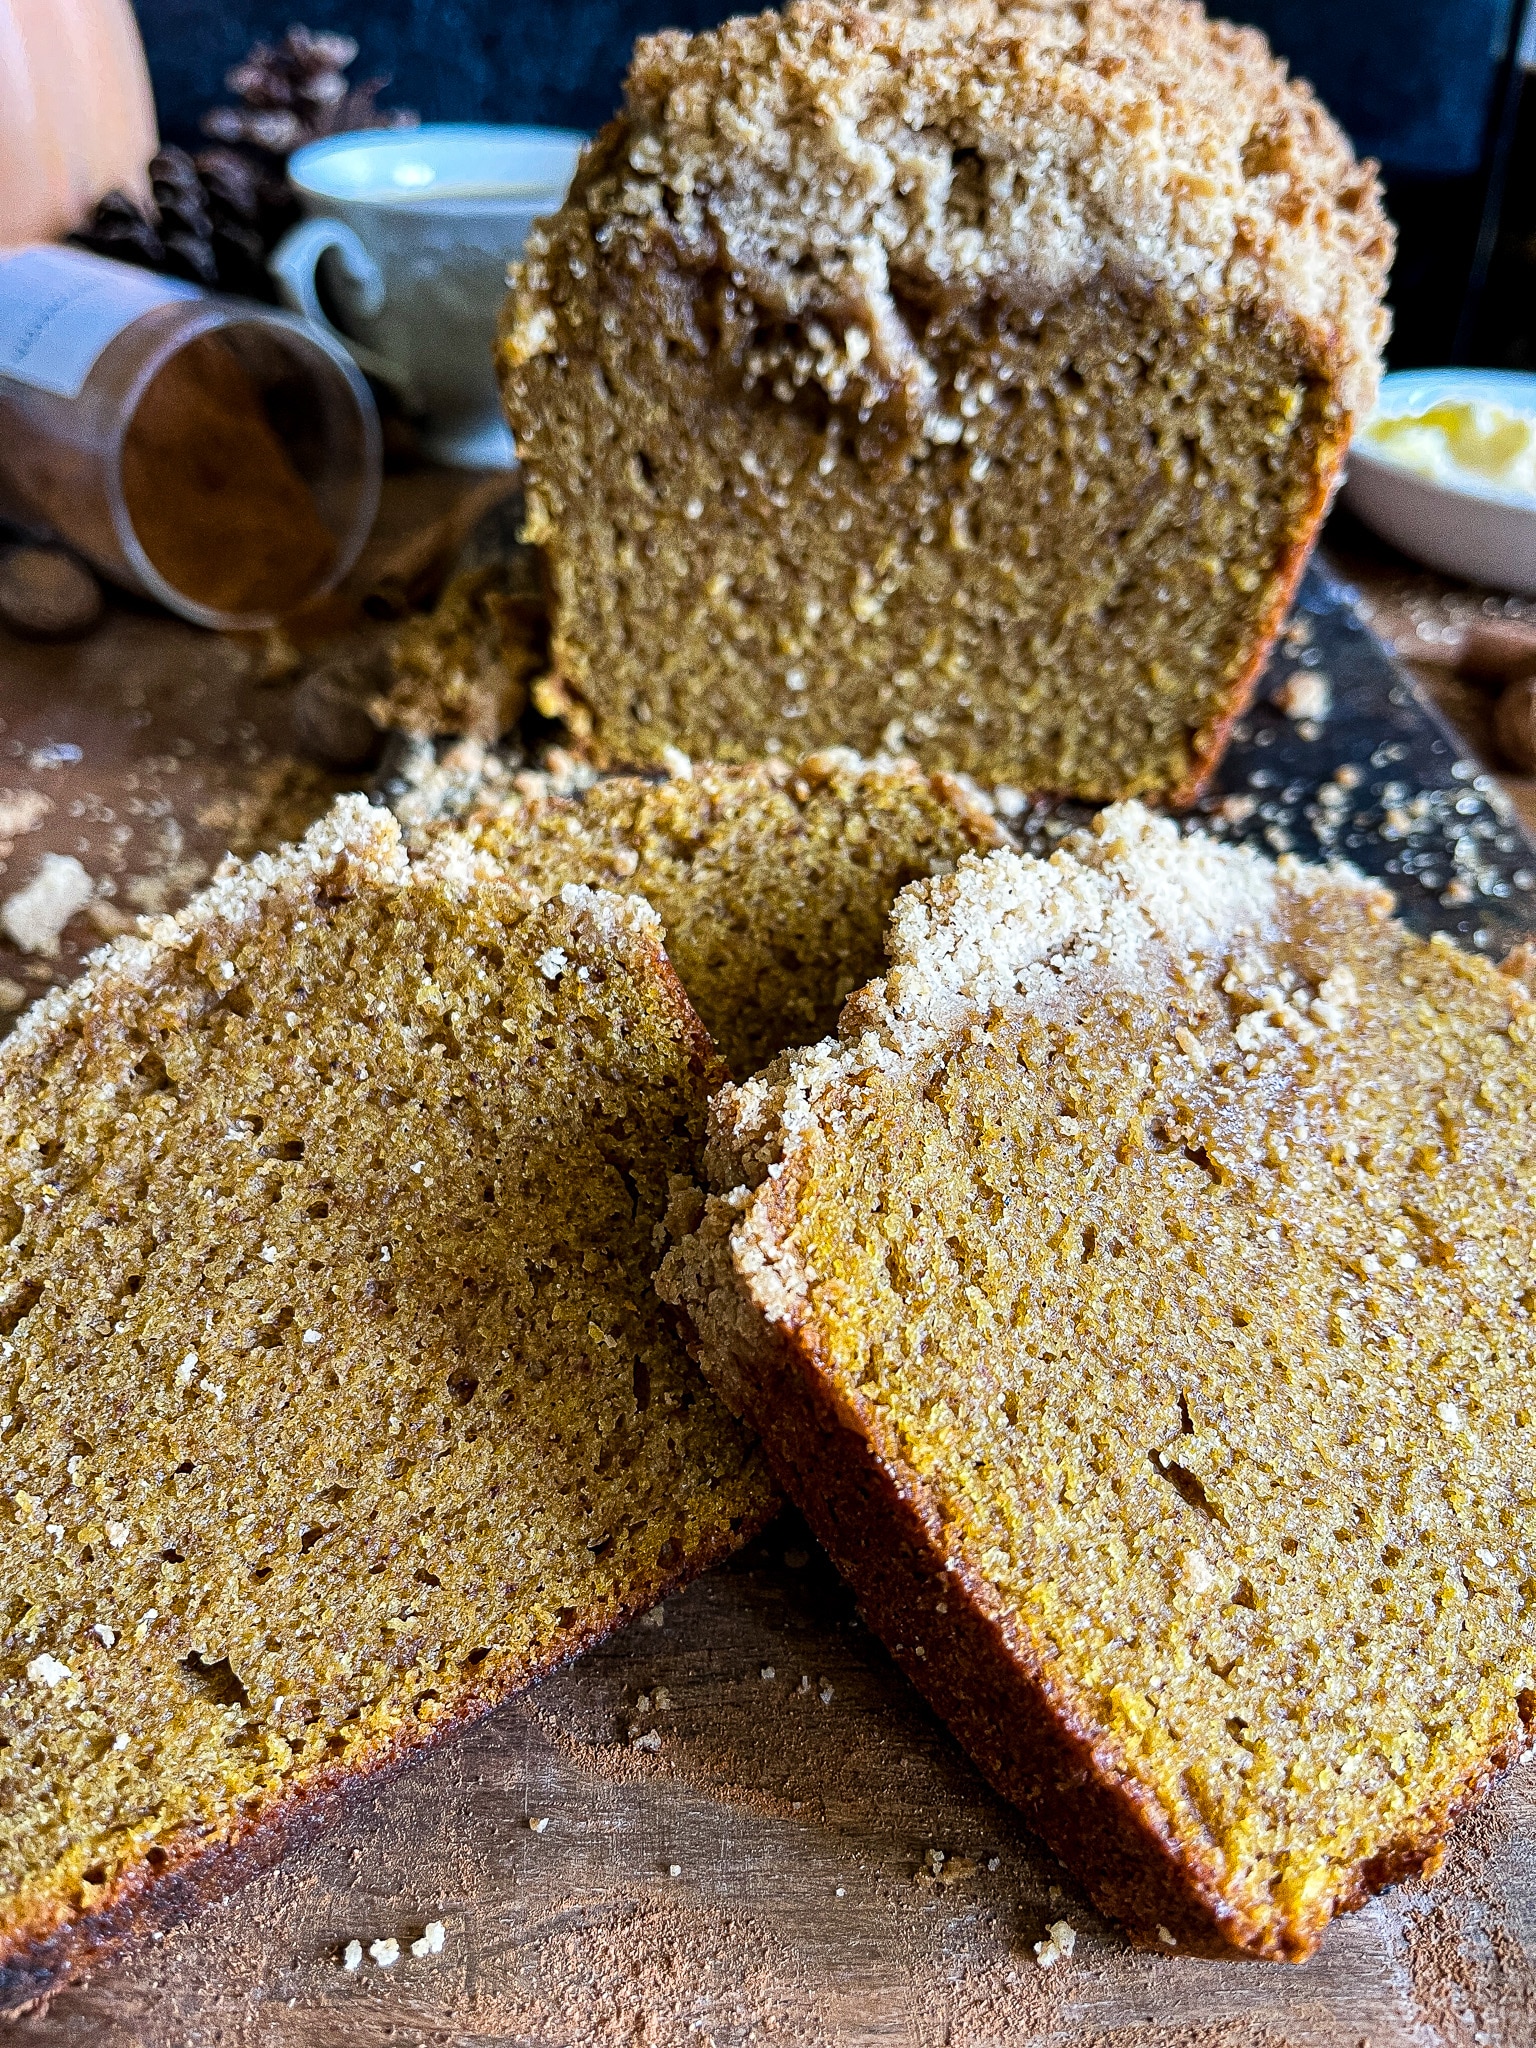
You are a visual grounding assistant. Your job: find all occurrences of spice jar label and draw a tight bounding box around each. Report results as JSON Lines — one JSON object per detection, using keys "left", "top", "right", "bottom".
{"left": 0, "top": 247, "right": 198, "bottom": 400}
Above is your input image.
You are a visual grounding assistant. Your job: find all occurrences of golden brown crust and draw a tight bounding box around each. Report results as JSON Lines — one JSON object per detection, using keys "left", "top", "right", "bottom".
{"left": 1171, "top": 437, "right": 1344, "bottom": 806}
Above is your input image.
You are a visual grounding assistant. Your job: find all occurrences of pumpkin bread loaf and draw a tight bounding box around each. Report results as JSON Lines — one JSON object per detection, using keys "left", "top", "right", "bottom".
{"left": 0, "top": 798, "right": 770, "bottom": 2013}
{"left": 433, "top": 751, "right": 1006, "bottom": 1077}
{"left": 500, "top": 0, "right": 1392, "bottom": 802}
{"left": 660, "top": 804, "right": 1536, "bottom": 1961}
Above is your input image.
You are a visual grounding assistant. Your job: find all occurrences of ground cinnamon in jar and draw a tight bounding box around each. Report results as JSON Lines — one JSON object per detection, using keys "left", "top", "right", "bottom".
{"left": 120, "top": 331, "right": 338, "bottom": 617}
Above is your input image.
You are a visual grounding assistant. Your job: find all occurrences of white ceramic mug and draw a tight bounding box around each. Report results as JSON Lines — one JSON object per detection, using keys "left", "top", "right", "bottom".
{"left": 271, "top": 124, "right": 583, "bottom": 469}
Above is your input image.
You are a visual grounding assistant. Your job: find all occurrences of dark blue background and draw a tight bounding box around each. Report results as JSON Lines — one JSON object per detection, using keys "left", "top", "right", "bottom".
{"left": 133, "top": 1, "right": 1515, "bottom": 178}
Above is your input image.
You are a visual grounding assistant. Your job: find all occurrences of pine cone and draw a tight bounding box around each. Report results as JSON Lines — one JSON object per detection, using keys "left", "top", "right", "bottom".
{"left": 201, "top": 25, "right": 417, "bottom": 157}
{"left": 70, "top": 146, "right": 295, "bottom": 299}
{"left": 70, "top": 187, "right": 164, "bottom": 272}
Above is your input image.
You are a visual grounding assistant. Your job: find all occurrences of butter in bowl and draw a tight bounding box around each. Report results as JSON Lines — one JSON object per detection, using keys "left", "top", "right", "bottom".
{"left": 1342, "top": 367, "right": 1536, "bottom": 594}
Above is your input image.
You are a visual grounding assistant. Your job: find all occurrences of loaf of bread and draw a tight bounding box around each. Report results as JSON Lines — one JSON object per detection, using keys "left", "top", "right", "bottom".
{"left": 661, "top": 804, "right": 1536, "bottom": 1961}
{"left": 500, "top": 0, "right": 1391, "bottom": 802}
{"left": 0, "top": 798, "right": 771, "bottom": 2012}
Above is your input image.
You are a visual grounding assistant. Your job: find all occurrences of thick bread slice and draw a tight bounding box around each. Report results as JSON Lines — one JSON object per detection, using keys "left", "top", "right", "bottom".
{"left": 660, "top": 802, "right": 1536, "bottom": 1961}
{"left": 0, "top": 797, "right": 771, "bottom": 2012}
{"left": 427, "top": 750, "right": 1007, "bottom": 1078}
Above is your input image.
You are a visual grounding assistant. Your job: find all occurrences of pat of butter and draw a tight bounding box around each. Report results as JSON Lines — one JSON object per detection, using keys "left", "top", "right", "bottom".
{"left": 1364, "top": 400, "right": 1536, "bottom": 497}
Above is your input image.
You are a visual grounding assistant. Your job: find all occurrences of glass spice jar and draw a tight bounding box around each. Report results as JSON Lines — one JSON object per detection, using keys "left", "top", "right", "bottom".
{"left": 0, "top": 244, "right": 380, "bottom": 630}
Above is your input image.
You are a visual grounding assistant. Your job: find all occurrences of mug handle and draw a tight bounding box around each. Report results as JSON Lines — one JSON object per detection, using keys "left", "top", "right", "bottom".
{"left": 268, "top": 219, "right": 410, "bottom": 395}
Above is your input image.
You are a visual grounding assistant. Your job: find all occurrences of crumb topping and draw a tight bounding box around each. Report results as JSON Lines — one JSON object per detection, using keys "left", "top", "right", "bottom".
{"left": 513, "top": 0, "right": 1390, "bottom": 424}
{"left": 714, "top": 802, "right": 1386, "bottom": 1181}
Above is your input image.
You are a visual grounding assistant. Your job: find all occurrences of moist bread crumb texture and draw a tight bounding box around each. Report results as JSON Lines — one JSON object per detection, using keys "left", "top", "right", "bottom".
{"left": 0, "top": 797, "right": 770, "bottom": 2007}
{"left": 500, "top": 0, "right": 1391, "bottom": 801}
{"left": 433, "top": 750, "right": 1006, "bottom": 1078}
{"left": 661, "top": 803, "right": 1536, "bottom": 1961}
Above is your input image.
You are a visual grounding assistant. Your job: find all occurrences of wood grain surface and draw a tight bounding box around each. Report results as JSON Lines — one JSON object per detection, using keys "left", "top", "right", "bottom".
{"left": 1, "top": 480, "right": 1533, "bottom": 2044}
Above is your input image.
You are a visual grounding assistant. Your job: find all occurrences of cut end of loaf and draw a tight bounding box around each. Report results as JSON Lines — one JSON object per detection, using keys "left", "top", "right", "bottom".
{"left": 501, "top": 2, "right": 1388, "bottom": 801}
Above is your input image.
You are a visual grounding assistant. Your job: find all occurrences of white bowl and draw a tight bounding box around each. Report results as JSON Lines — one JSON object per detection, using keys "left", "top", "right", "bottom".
{"left": 1341, "top": 367, "right": 1536, "bottom": 596}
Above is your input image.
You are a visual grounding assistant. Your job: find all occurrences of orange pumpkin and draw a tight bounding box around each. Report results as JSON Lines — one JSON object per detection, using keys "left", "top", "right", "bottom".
{"left": 0, "top": 0, "right": 157, "bottom": 247}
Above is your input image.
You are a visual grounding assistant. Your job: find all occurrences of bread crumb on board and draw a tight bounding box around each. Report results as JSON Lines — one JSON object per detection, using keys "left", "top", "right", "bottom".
{"left": 1034, "top": 1920, "right": 1078, "bottom": 1969}
{"left": 1, "top": 853, "right": 94, "bottom": 955}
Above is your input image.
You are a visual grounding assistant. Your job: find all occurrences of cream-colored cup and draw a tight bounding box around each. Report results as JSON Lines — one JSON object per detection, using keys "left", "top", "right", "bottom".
{"left": 270, "top": 124, "right": 583, "bottom": 469}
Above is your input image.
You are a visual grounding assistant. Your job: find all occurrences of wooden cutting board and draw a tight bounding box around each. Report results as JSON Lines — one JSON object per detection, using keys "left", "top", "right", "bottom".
{"left": 3, "top": 483, "right": 1535, "bottom": 2047}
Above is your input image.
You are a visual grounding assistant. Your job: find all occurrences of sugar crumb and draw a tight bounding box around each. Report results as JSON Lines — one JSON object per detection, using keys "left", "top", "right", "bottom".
{"left": 410, "top": 1920, "right": 446, "bottom": 1957}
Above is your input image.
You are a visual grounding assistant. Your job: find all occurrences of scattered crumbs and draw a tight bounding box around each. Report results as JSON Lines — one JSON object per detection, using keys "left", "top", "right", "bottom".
{"left": 1158, "top": 1924, "right": 1178, "bottom": 1945}
{"left": 797, "top": 1674, "right": 812, "bottom": 1694}
{"left": 640, "top": 1604, "right": 665, "bottom": 1628}
{"left": 1033, "top": 1920, "right": 1077, "bottom": 1969}
{"left": 1, "top": 853, "right": 94, "bottom": 955}
{"left": 986, "top": 1856, "right": 1000, "bottom": 1872}
{"left": 1273, "top": 670, "right": 1331, "bottom": 723}
{"left": 91, "top": 1623, "right": 115, "bottom": 1647}
{"left": 410, "top": 1920, "right": 446, "bottom": 1958}
{"left": 528, "top": 1815, "right": 550, "bottom": 1833}
{"left": 342, "top": 1940, "right": 363, "bottom": 1972}
{"left": 105, "top": 1521, "right": 130, "bottom": 1549}
{"left": 84, "top": 900, "right": 136, "bottom": 939}
{"left": 536, "top": 946, "right": 568, "bottom": 980}
{"left": 835, "top": 1886, "right": 847, "bottom": 1898}
{"left": 368, "top": 1937, "right": 400, "bottom": 1968}
{"left": 0, "top": 789, "right": 50, "bottom": 840}
{"left": 652, "top": 1685, "right": 674, "bottom": 1710}
{"left": 302, "top": 1328, "right": 322, "bottom": 1345}
{"left": 112, "top": 1732, "right": 129, "bottom": 1750}
{"left": 25, "top": 1652, "right": 70, "bottom": 1688}
{"left": 760, "top": 1665, "right": 776, "bottom": 1680}
{"left": 1173, "top": 1024, "right": 1207, "bottom": 1070}
{"left": 783, "top": 1549, "right": 809, "bottom": 1570}
{"left": 630, "top": 1727, "right": 662, "bottom": 1753}
{"left": 669, "top": 1863, "right": 683, "bottom": 1878}
{"left": 818, "top": 1679, "right": 835, "bottom": 1705}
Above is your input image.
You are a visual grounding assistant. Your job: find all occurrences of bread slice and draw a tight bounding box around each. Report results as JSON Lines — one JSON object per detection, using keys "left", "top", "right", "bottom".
{"left": 426, "top": 751, "right": 1006, "bottom": 1079}
{"left": 660, "top": 803, "right": 1536, "bottom": 1962}
{"left": 500, "top": 0, "right": 1391, "bottom": 801}
{"left": 0, "top": 797, "right": 771, "bottom": 2012}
